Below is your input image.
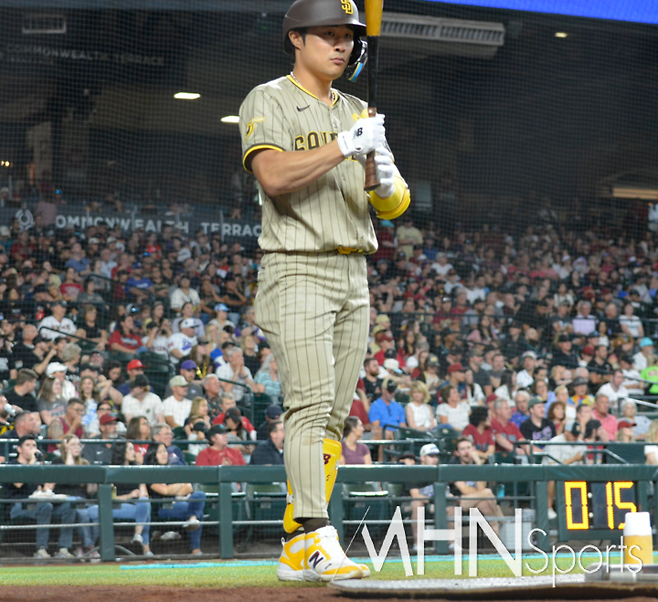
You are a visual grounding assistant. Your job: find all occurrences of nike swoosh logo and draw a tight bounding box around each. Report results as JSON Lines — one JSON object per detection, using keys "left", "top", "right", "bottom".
{"left": 297, "top": 105, "right": 310, "bottom": 112}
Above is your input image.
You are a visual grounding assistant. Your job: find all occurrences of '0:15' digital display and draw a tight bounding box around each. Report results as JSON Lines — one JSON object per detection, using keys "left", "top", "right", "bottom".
{"left": 564, "top": 481, "right": 637, "bottom": 530}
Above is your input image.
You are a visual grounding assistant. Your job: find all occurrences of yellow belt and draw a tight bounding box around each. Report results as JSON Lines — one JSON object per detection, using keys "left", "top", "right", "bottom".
{"left": 337, "top": 246, "right": 363, "bottom": 255}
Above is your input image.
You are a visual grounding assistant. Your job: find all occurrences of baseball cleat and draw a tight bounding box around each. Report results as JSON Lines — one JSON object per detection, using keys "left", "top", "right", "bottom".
{"left": 303, "top": 525, "right": 369, "bottom": 582}
{"left": 276, "top": 531, "right": 306, "bottom": 582}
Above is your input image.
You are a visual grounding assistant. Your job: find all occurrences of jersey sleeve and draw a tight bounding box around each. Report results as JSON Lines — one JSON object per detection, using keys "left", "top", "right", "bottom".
{"left": 239, "top": 87, "right": 292, "bottom": 174}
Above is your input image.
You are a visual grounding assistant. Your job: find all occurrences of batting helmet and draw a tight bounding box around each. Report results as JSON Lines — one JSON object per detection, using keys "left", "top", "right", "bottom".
{"left": 282, "top": 0, "right": 367, "bottom": 81}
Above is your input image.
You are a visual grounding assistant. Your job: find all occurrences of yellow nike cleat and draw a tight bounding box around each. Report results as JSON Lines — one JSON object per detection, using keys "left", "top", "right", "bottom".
{"left": 276, "top": 531, "right": 306, "bottom": 582}
{"left": 303, "top": 525, "right": 370, "bottom": 582}
{"left": 283, "top": 438, "right": 342, "bottom": 533}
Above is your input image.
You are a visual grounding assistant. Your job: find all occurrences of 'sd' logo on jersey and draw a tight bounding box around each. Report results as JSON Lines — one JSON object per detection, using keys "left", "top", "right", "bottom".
{"left": 245, "top": 117, "right": 265, "bottom": 141}
{"left": 340, "top": 0, "right": 353, "bottom": 15}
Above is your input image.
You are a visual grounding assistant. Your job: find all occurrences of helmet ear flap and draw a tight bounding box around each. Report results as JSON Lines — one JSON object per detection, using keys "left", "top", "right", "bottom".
{"left": 346, "top": 37, "right": 367, "bottom": 82}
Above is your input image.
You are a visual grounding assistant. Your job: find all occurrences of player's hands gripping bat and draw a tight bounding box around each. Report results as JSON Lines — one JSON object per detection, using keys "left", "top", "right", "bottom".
{"left": 364, "top": 0, "right": 384, "bottom": 191}
{"left": 337, "top": 114, "right": 385, "bottom": 157}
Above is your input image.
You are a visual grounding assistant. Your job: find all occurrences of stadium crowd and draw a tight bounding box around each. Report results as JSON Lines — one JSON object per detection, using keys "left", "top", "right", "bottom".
{"left": 2, "top": 204, "right": 658, "bottom": 557}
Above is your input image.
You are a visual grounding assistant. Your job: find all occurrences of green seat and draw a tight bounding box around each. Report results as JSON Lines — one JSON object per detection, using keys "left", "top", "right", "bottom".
{"left": 171, "top": 427, "right": 188, "bottom": 451}
{"left": 183, "top": 451, "right": 197, "bottom": 464}
{"left": 342, "top": 483, "right": 389, "bottom": 537}
{"left": 395, "top": 426, "right": 434, "bottom": 457}
{"left": 606, "top": 443, "right": 646, "bottom": 465}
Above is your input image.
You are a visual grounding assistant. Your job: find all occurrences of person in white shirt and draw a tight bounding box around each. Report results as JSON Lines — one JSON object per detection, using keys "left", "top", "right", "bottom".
{"left": 169, "top": 274, "right": 201, "bottom": 312}
{"left": 430, "top": 253, "right": 453, "bottom": 278}
{"left": 620, "top": 355, "right": 644, "bottom": 394}
{"left": 38, "top": 301, "right": 76, "bottom": 340}
{"left": 172, "top": 302, "right": 205, "bottom": 339}
{"left": 162, "top": 375, "right": 192, "bottom": 429}
{"left": 633, "top": 338, "right": 654, "bottom": 372}
{"left": 597, "top": 370, "right": 629, "bottom": 414}
{"left": 515, "top": 351, "right": 537, "bottom": 389}
{"left": 121, "top": 374, "right": 164, "bottom": 426}
{"left": 167, "top": 318, "right": 198, "bottom": 364}
{"left": 46, "top": 363, "right": 77, "bottom": 402}
{"left": 436, "top": 384, "right": 471, "bottom": 431}
{"left": 216, "top": 347, "right": 262, "bottom": 403}
{"left": 620, "top": 400, "right": 651, "bottom": 440}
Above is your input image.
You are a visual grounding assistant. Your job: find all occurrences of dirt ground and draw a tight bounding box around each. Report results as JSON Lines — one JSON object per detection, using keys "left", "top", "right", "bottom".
{"left": 1, "top": 589, "right": 658, "bottom": 602}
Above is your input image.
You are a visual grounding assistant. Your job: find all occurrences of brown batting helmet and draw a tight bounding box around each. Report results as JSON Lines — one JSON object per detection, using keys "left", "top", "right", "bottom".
{"left": 282, "top": 0, "right": 367, "bottom": 80}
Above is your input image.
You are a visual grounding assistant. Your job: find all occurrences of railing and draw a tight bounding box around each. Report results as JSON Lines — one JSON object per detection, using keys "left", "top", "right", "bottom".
{"left": 2, "top": 463, "right": 658, "bottom": 562}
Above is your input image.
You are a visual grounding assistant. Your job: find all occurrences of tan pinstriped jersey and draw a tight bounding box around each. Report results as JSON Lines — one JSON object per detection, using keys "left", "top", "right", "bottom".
{"left": 240, "top": 75, "right": 379, "bottom": 254}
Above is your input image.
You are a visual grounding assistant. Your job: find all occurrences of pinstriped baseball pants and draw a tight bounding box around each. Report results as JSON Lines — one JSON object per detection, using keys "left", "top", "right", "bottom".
{"left": 255, "top": 251, "right": 370, "bottom": 520}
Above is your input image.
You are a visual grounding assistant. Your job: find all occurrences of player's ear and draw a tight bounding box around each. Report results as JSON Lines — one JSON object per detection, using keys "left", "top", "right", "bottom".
{"left": 289, "top": 30, "right": 304, "bottom": 53}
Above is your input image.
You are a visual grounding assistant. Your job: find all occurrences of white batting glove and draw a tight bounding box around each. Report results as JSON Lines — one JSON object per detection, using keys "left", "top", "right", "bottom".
{"left": 337, "top": 114, "right": 385, "bottom": 157}
{"left": 356, "top": 147, "right": 396, "bottom": 198}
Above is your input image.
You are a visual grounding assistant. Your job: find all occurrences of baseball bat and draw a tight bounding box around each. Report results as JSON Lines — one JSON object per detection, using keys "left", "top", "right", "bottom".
{"left": 364, "top": 0, "right": 383, "bottom": 192}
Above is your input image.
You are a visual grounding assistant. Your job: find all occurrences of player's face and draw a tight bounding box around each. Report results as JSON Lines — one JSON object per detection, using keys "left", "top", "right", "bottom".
{"left": 295, "top": 25, "right": 354, "bottom": 81}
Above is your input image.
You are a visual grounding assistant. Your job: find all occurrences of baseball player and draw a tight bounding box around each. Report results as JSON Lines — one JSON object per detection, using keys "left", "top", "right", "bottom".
{"left": 239, "top": 0, "right": 410, "bottom": 583}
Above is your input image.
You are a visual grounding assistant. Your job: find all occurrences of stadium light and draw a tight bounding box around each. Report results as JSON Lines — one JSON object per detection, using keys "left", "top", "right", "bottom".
{"left": 174, "top": 92, "right": 200, "bottom": 100}
{"left": 555, "top": 32, "right": 568, "bottom": 38}
{"left": 221, "top": 116, "right": 240, "bottom": 124}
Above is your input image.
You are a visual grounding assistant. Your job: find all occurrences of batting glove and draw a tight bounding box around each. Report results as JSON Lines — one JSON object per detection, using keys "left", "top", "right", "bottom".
{"left": 337, "top": 114, "right": 385, "bottom": 157}
{"left": 356, "top": 147, "right": 396, "bottom": 198}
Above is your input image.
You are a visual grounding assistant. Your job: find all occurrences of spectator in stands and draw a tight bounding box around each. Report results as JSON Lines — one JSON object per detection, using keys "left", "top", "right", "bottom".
{"left": 254, "top": 354, "right": 282, "bottom": 405}
{"left": 515, "top": 351, "right": 537, "bottom": 389}
{"left": 87, "top": 441, "right": 152, "bottom": 557}
{"left": 546, "top": 400, "right": 566, "bottom": 435}
{"left": 0, "top": 411, "right": 40, "bottom": 462}
{"left": 126, "top": 416, "right": 151, "bottom": 462}
{"left": 369, "top": 377, "right": 407, "bottom": 443}
{"left": 551, "top": 334, "right": 579, "bottom": 369}
{"left": 184, "top": 397, "right": 212, "bottom": 436}
{"left": 167, "top": 318, "right": 198, "bottom": 365}
{"left": 79, "top": 375, "right": 101, "bottom": 437}
{"left": 616, "top": 419, "right": 637, "bottom": 442}
{"left": 3, "top": 434, "right": 78, "bottom": 558}
{"left": 82, "top": 413, "right": 119, "bottom": 465}
{"left": 47, "top": 397, "right": 84, "bottom": 442}
{"left": 9, "top": 326, "right": 51, "bottom": 377}
{"left": 597, "top": 369, "right": 629, "bottom": 412}
{"left": 36, "top": 375, "right": 65, "bottom": 426}
{"left": 144, "top": 442, "right": 205, "bottom": 555}
{"left": 151, "top": 423, "right": 185, "bottom": 466}
{"left": 117, "top": 359, "right": 147, "bottom": 396}
{"left": 491, "top": 398, "right": 526, "bottom": 457}
{"left": 405, "top": 381, "right": 436, "bottom": 433}
{"left": 51, "top": 434, "right": 97, "bottom": 559}
{"left": 172, "top": 302, "right": 205, "bottom": 339}
{"left": 436, "top": 385, "right": 470, "bottom": 431}
{"left": 542, "top": 420, "right": 585, "bottom": 516}
{"left": 340, "top": 417, "right": 371, "bottom": 465}
{"left": 4, "top": 368, "right": 39, "bottom": 412}
{"left": 256, "top": 404, "right": 283, "bottom": 441}
{"left": 202, "top": 373, "right": 222, "bottom": 420}
{"left": 163, "top": 359, "right": 204, "bottom": 400}
{"left": 448, "top": 437, "right": 504, "bottom": 536}
{"left": 509, "top": 389, "right": 530, "bottom": 428}
{"left": 216, "top": 347, "right": 262, "bottom": 402}
{"left": 461, "top": 406, "right": 495, "bottom": 462}
{"left": 170, "top": 275, "right": 200, "bottom": 313}
{"left": 520, "top": 396, "right": 555, "bottom": 444}
{"left": 250, "top": 420, "right": 285, "bottom": 465}
{"left": 633, "top": 338, "right": 654, "bottom": 372}
{"left": 357, "top": 357, "right": 383, "bottom": 406}
{"left": 494, "top": 369, "right": 517, "bottom": 403}
{"left": 38, "top": 300, "right": 75, "bottom": 340}
{"left": 162, "top": 375, "right": 192, "bottom": 429}
{"left": 108, "top": 314, "right": 141, "bottom": 355}
{"left": 592, "top": 393, "right": 617, "bottom": 441}
{"left": 621, "top": 400, "right": 651, "bottom": 440}
{"left": 122, "top": 374, "right": 164, "bottom": 426}
{"left": 405, "top": 443, "right": 440, "bottom": 548}
{"left": 619, "top": 302, "right": 643, "bottom": 339}
{"left": 644, "top": 420, "right": 658, "bottom": 464}
{"left": 620, "top": 354, "right": 644, "bottom": 395}
{"left": 75, "top": 304, "right": 108, "bottom": 350}
{"left": 195, "top": 424, "right": 245, "bottom": 466}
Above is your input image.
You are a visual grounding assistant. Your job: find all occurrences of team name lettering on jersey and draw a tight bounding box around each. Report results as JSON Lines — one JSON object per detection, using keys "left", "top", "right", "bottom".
{"left": 294, "top": 131, "right": 338, "bottom": 151}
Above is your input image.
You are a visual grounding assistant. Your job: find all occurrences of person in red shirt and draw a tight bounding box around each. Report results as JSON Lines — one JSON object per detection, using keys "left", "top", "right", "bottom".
{"left": 47, "top": 398, "right": 84, "bottom": 451}
{"left": 212, "top": 394, "right": 256, "bottom": 434}
{"left": 195, "top": 424, "right": 246, "bottom": 466}
{"left": 461, "top": 406, "right": 495, "bottom": 462}
{"left": 59, "top": 267, "right": 84, "bottom": 302}
{"left": 490, "top": 398, "right": 527, "bottom": 457}
{"left": 108, "top": 314, "right": 141, "bottom": 354}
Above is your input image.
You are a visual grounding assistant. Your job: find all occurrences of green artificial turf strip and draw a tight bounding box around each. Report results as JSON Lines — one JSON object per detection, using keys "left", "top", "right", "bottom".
{"left": 1, "top": 553, "right": 649, "bottom": 588}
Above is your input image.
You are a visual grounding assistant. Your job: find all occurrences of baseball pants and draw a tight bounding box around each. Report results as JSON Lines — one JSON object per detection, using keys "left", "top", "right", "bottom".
{"left": 256, "top": 251, "right": 370, "bottom": 520}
